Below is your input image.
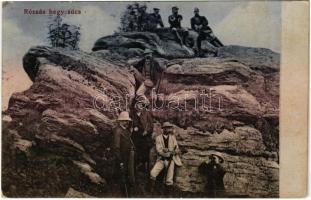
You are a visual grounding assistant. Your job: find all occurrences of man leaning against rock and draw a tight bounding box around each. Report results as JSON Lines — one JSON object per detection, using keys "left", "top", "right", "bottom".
{"left": 149, "top": 122, "right": 183, "bottom": 195}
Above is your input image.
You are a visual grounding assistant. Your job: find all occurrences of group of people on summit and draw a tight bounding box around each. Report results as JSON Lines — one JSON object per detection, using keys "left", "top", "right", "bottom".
{"left": 123, "top": 5, "right": 223, "bottom": 56}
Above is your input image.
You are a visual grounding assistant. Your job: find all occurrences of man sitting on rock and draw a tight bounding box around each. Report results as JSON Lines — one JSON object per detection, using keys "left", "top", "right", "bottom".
{"left": 168, "top": 6, "right": 188, "bottom": 46}
{"left": 149, "top": 122, "right": 183, "bottom": 195}
{"left": 191, "top": 7, "right": 224, "bottom": 55}
{"left": 147, "top": 8, "right": 164, "bottom": 31}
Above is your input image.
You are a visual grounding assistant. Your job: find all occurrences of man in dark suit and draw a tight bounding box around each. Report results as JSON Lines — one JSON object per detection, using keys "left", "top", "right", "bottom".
{"left": 168, "top": 6, "right": 188, "bottom": 46}
{"left": 191, "top": 7, "right": 224, "bottom": 55}
{"left": 148, "top": 8, "right": 164, "bottom": 31}
{"left": 199, "top": 154, "right": 226, "bottom": 197}
{"left": 113, "top": 111, "right": 136, "bottom": 197}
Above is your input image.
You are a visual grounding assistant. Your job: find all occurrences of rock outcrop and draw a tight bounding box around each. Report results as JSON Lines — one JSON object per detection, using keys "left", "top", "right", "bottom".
{"left": 92, "top": 29, "right": 218, "bottom": 59}
{"left": 3, "top": 30, "right": 279, "bottom": 197}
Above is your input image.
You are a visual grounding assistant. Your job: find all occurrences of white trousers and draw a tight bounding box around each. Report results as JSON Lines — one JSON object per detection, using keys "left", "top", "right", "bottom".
{"left": 150, "top": 160, "right": 175, "bottom": 185}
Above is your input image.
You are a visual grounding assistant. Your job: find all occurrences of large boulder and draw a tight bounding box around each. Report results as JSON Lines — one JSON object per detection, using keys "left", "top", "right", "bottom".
{"left": 147, "top": 47, "right": 279, "bottom": 197}
{"left": 3, "top": 40, "right": 279, "bottom": 197}
{"left": 3, "top": 46, "right": 135, "bottom": 197}
{"left": 92, "top": 29, "right": 218, "bottom": 59}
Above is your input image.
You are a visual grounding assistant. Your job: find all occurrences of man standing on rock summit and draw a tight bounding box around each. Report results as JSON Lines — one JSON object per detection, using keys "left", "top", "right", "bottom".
{"left": 113, "top": 111, "right": 136, "bottom": 197}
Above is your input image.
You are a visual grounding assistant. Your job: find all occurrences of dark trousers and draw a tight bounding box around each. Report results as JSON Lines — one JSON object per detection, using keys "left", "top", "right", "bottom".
{"left": 197, "top": 31, "right": 211, "bottom": 52}
{"left": 197, "top": 31, "right": 224, "bottom": 52}
{"left": 171, "top": 28, "right": 189, "bottom": 45}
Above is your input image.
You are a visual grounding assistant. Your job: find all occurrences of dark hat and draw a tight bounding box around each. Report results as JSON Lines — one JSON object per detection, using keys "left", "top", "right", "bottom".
{"left": 194, "top": 7, "right": 199, "bottom": 12}
{"left": 153, "top": 8, "right": 160, "bottom": 11}
{"left": 172, "top": 6, "right": 179, "bottom": 10}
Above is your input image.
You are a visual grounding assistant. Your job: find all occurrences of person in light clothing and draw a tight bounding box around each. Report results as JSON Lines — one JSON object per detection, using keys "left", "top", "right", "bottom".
{"left": 149, "top": 122, "right": 182, "bottom": 193}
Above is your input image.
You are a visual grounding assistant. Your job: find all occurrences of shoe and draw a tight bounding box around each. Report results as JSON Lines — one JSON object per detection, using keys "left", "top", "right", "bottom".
{"left": 165, "top": 185, "right": 174, "bottom": 197}
{"left": 149, "top": 179, "right": 156, "bottom": 194}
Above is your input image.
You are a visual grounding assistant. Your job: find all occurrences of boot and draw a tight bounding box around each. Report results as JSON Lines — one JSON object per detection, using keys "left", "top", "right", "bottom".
{"left": 165, "top": 185, "right": 174, "bottom": 197}
{"left": 149, "top": 179, "right": 156, "bottom": 195}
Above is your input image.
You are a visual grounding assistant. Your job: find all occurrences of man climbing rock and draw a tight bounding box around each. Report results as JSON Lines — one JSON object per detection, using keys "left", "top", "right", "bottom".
{"left": 191, "top": 7, "right": 223, "bottom": 55}
{"left": 168, "top": 6, "right": 188, "bottom": 46}
{"left": 149, "top": 122, "right": 182, "bottom": 195}
{"left": 132, "top": 49, "right": 166, "bottom": 102}
{"left": 148, "top": 8, "right": 164, "bottom": 31}
{"left": 113, "top": 111, "right": 136, "bottom": 197}
{"left": 199, "top": 154, "right": 226, "bottom": 197}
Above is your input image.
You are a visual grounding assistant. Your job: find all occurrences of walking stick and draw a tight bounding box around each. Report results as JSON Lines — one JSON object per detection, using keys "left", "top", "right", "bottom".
{"left": 120, "top": 163, "right": 129, "bottom": 197}
{"left": 154, "top": 70, "right": 164, "bottom": 105}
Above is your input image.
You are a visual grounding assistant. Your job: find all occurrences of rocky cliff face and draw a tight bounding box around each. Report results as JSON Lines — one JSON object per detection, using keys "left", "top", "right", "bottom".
{"left": 2, "top": 31, "right": 279, "bottom": 197}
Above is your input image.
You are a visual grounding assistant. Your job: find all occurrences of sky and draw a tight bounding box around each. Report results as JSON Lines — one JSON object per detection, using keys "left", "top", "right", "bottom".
{"left": 2, "top": 1, "right": 281, "bottom": 109}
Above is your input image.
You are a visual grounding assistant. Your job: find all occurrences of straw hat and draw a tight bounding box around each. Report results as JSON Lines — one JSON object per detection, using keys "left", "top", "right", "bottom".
{"left": 163, "top": 122, "right": 174, "bottom": 128}
{"left": 117, "top": 111, "right": 132, "bottom": 121}
{"left": 144, "top": 79, "right": 154, "bottom": 88}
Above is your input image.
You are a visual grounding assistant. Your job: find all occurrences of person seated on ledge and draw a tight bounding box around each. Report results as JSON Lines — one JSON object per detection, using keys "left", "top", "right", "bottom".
{"left": 168, "top": 6, "right": 189, "bottom": 46}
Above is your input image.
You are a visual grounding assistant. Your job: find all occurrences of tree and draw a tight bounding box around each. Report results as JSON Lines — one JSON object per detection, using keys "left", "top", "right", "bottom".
{"left": 47, "top": 16, "right": 81, "bottom": 50}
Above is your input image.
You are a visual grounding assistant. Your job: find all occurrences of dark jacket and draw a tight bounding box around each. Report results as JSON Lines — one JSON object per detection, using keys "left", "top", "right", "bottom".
{"left": 191, "top": 15, "right": 211, "bottom": 32}
{"left": 148, "top": 13, "right": 164, "bottom": 30}
{"left": 134, "top": 57, "right": 165, "bottom": 85}
{"left": 168, "top": 14, "right": 183, "bottom": 29}
{"left": 131, "top": 110, "right": 154, "bottom": 162}
{"left": 138, "top": 12, "right": 149, "bottom": 31}
{"left": 113, "top": 125, "right": 136, "bottom": 183}
{"left": 199, "top": 161, "right": 226, "bottom": 197}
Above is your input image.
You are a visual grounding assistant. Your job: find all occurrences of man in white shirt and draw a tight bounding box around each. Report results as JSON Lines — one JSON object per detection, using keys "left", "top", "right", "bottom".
{"left": 149, "top": 122, "right": 183, "bottom": 194}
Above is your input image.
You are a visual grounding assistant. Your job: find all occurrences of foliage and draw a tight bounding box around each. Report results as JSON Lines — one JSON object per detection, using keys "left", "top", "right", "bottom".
{"left": 119, "top": 2, "right": 147, "bottom": 32}
{"left": 47, "top": 16, "right": 81, "bottom": 50}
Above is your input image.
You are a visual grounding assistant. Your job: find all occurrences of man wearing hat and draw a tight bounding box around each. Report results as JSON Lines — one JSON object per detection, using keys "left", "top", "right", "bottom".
{"left": 148, "top": 8, "right": 164, "bottom": 31}
{"left": 149, "top": 122, "right": 183, "bottom": 194}
{"left": 113, "top": 111, "right": 136, "bottom": 197}
{"left": 198, "top": 154, "right": 226, "bottom": 197}
{"left": 190, "top": 7, "right": 223, "bottom": 55}
{"left": 134, "top": 49, "right": 166, "bottom": 101}
{"left": 168, "top": 6, "right": 188, "bottom": 46}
